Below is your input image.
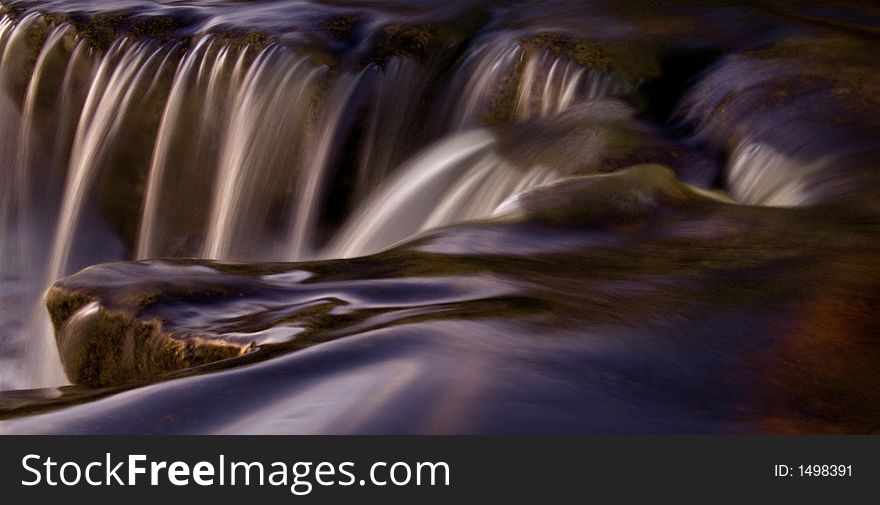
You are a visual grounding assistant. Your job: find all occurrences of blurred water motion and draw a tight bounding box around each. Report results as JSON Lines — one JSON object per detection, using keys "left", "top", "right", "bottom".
{"left": 1, "top": 0, "right": 880, "bottom": 433}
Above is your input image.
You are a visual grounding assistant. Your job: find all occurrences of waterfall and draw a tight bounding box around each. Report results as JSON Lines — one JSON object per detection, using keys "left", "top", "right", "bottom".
{"left": 515, "top": 48, "right": 629, "bottom": 119}
{"left": 436, "top": 37, "right": 631, "bottom": 130}
{"left": 727, "top": 141, "right": 831, "bottom": 207}
{"left": 48, "top": 38, "right": 176, "bottom": 281}
{"left": 322, "top": 39, "right": 633, "bottom": 259}
{"left": 0, "top": 15, "right": 81, "bottom": 388}
{"left": 1, "top": 14, "right": 88, "bottom": 389}
{"left": 10, "top": 23, "right": 70, "bottom": 259}
{"left": 284, "top": 72, "right": 362, "bottom": 260}
{"left": 201, "top": 46, "right": 325, "bottom": 261}
{"left": 353, "top": 57, "right": 432, "bottom": 200}
{"left": 136, "top": 37, "right": 249, "bottom": 260}
{"left": 40, "top": 38, "right": 176, "bottom": 387}
{"left": 327, "top": 130, "right": 559, "bottom": 258}
{"left": 438, "top": 38, "right": 525, "bottom": 131}
{"left": 3, "top": 0, "right": 880, "bottom": 439}
{"left": 8, "top": 23, "right": 79, "bottom": 390}
{"left": 0, "top": 10, "right": 624, "bottom": 391}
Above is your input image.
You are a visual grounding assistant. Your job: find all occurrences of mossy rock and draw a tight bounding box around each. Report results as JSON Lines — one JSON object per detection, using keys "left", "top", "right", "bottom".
{"left": 370, "top": 9, "right": 488, "bottom": 64}
{"left": 482, "top": 50, "right": 528, "bottom": 126}
{"left": 496, "top": 164, "right": 721, "bottom": 228}
{"left": 493, "top": 99, "right": 719, "bottom": 185}
{"left": 35, "top": 11, "right": 125, "bottom": 50}
{"left": 46, "top": 287, "right": 247, "bottom": 387}
{"left": 0, "top": 2, "right": 24, "bottom": 18}
{"left": 0, "top": 14, "right": 50, "bottom": 105}
{"left": 521, "top": 33, "right": 662, "bottom": 83}
{"left": 49, "top": 10, "right": 196, "bottom": 48}
{"left": 45, "top": 289, "right": 93, "bottom": 333}
{"left": 319, "top": 13, "right": 361, "bottom": 41}
{"left": 205, "top": 27, "right": 273, "bottom": 51}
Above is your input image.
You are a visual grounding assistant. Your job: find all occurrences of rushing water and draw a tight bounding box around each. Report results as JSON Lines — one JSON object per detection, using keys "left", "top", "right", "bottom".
{"left": 0, "top": 3, "right": 627, "bottom": 391}
{"left": 1, "top": 0, "right": 880, "bottom": 433}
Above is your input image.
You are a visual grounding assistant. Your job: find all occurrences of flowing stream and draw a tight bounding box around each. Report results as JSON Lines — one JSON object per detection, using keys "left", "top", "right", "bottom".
{"left": 0, "top": 5, "right": 628, "bottom": 390}
{"left": 1, "top": 0, "right": 880, "bottom": 434}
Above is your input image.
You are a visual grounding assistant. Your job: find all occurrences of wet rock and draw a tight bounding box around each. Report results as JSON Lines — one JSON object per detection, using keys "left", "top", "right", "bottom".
{"left": 494, "top": 164, "right": 729, "bottom": 227}
{"left": 682, "top": 34, "right": 880, "bottom": 206}
{"left": 20, "top": 187, "right": 880, "bottom": 432}
{"left": 495, "top": 100, "right": 719, "bottom": 186}
{"left": 520, "top": 33, "right": 661, "bottom": 84}
{"left": 3, "top": 0, "right": 880, "bottom": 436}
{"left": 42, "top": 259, "right": 518, "bottom": 387}
{"left": 46, "top": 285, "right": 247, "bottom": 387}
{"left": 369, "top": 9, "right": 488, "bottom": 64}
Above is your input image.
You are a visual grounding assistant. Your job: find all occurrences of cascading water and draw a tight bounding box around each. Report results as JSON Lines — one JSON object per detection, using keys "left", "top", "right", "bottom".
{"left": 327, "top": 130, "right": 558, "bottom": 258}
{"left": 435, "top": 36, "right": 631, "bottom": 131}
{"left": 201, "top": 46, "right": 325, "bottom": 261}
{"left": 515, "top": 47, "right": 628, "bottom": 120}
{"left": 726, "top": 142, "right": 831, "bottom": 207}
{"left": 352, "top": 57, "right": 431, "bottom": 199}
{"left": 2, "top": 0, "right": 880, "bottom": 435}
{"left": 0, "top": 8, "right": 614, "bottom": 391}
{"left": 49, "top": 38, "right": 176, "bottom": 281}
{"left": 1, "top": 14, "right": 91, "bottom": 389}
{"left": 283, "top": 72, "right": 362, "bottom": 260}
{"left": 136, "top": 37, "right": 252, "bottom": 260}
{"left": 328, "top": 39, "right": 634, "bottom": 258}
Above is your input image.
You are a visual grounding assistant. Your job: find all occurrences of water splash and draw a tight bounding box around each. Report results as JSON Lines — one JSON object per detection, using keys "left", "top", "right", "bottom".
{"left": 727, "top": 141, "right": 830, "bottom": 207}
